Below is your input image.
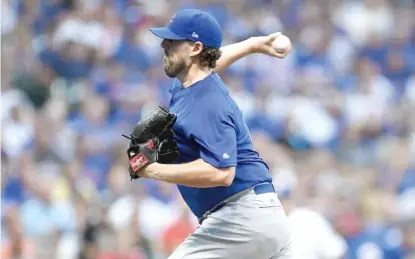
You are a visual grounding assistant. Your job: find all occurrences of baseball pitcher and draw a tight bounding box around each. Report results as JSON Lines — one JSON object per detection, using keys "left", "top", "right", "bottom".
{"left": 123, "top": 9, "right": 292, "bottom": 259}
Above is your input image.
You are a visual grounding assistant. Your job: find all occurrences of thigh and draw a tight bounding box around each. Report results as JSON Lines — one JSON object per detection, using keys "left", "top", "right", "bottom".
{"left": 167, "top": 197, "right": 259, "bottom": 259}
{"left": 166, "top": 225, "right": 253, "bottom": 259}
{"left": 246, "top": 193, "right": 292, "bottom": 259}
{"left": 168, "top": 192, "right": 292, "bottom": 259}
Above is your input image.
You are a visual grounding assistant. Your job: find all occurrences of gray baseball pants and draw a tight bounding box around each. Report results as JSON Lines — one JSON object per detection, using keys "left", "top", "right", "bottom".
{"left": 167, "top": 187, "right": 292, "bottom": 259}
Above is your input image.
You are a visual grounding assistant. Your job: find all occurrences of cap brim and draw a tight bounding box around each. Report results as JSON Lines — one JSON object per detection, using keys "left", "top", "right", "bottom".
{"left": 149, "top": 27, "right": 185, "bottom": 40}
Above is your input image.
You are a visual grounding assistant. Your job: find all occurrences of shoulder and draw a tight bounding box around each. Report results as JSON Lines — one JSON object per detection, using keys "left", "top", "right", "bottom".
{"left": 192, "top": 93, "right": 234, "bottom": 124}
{"left": 194, "top": 74, "right": 233, "bottom": 114}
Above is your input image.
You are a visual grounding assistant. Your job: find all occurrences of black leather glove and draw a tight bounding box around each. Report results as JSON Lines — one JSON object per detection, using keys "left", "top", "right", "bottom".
{"left": 123, "top": 106, "right": 180, "bottom": 180}
{"left": 157, "top": 129, "right": 180, "bottom": 164}
{"left": 127, "top": 137, "right": 159, "bottom": 180}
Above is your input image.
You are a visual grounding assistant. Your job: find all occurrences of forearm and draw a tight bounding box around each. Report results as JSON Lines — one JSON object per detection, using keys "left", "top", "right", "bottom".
{"left": 139, "top": 159, "right": 235, "bottom": 188}
{"left": 215, "top": 33, "right": 289, "bottom": 73}
{"left": 215, "top": 38, "right": 254, "bottom": 73}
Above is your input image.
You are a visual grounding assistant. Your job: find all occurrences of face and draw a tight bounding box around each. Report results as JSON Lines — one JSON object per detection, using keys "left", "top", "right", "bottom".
{"left": 161, "top": 39, "right": 202, "bottom": 78}
{"left": 161, "top": 39, "right": 190, "bottom": 78}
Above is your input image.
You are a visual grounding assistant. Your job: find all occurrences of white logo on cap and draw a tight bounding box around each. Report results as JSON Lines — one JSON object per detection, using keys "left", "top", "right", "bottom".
{"left": 192, "top": 32, "right": 199, "bottom": 38}
{"left": 169, "top": 14, "right": 176, "bottom": 24}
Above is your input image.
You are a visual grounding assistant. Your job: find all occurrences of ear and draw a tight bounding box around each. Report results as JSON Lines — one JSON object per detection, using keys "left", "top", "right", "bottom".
{"left": 189, "top": 41, "right": 204, "bottom": 57}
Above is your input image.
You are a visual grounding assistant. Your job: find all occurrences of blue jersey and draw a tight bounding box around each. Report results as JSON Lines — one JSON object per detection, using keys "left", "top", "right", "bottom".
{"left": 168, "top": 72, "right": 272, "bottom": 218}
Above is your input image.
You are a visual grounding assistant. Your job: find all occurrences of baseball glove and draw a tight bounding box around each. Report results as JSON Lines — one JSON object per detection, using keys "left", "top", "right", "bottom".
{"left": 122, "top": 106, "right": 180, "bottom": 180}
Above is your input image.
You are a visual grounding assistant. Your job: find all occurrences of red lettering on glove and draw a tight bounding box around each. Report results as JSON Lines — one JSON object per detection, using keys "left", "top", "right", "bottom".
{"left": 129, "top": 153, "right": 149, "bottom": 172}
{"left": 147, "top": 140, "right": 155, "bottom": 150}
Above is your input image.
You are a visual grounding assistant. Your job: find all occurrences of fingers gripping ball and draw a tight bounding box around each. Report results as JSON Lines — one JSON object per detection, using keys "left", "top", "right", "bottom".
{"left": 272, "top": 34, "right": 291, "bottom": 54}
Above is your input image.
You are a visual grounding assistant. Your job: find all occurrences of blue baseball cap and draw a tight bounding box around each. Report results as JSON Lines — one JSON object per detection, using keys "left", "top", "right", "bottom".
{"left": 149, "top": 9, "right": 223, "bottom": 48}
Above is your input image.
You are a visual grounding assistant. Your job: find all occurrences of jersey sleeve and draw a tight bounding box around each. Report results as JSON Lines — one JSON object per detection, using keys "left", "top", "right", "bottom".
{"left": 189, "top": 105, "right": 237, "bottom": 168}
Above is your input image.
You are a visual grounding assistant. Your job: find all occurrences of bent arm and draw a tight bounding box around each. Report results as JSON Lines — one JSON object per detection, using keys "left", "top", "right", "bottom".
{"left": 138, "top": 159, "right": 235, "bottom": 188}
{"left": 215, "top": 38, "right": 255, "bottom": 73}
{"left": 215, "top": 33, "right": 290, "bottom": 73}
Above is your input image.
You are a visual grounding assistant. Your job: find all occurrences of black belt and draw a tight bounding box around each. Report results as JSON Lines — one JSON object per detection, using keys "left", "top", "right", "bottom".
{"left": 197, "top": 183, "right": 275, "bottom": 224}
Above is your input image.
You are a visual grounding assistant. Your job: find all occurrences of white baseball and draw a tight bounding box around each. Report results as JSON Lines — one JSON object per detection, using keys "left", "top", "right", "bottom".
{"left": 272, "top": 34, "right": 291, "bottom": 53}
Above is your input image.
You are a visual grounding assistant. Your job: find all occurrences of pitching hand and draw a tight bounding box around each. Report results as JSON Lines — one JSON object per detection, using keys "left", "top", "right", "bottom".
{"left": 250, "top": 32, "right": 291, "bottom": 59}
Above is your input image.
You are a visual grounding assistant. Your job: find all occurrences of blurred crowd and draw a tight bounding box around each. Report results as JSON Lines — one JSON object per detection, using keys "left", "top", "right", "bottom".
{"left": 1, "top": 0, "right": 415, "bottom": 258}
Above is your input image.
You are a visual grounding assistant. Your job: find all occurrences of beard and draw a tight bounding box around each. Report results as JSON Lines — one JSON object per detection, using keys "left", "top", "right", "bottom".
{"left": 164, "top": 55, "right": 186, "bottom": 78}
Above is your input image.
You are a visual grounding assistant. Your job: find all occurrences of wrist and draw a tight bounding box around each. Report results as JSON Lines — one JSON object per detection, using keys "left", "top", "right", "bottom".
{"left": 139, "top": 163, "right": 159, "bottom": 178}
{"left": 246, "top": 37, "right": 258, "bottom": 54}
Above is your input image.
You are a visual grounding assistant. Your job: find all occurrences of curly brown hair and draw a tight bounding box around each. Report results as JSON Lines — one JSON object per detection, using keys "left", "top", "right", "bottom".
{"left": 187, "top": 40, "right": 222, "bottom": 68}
{"left": 198, "top": 46, "right": 222, "bottom": 69}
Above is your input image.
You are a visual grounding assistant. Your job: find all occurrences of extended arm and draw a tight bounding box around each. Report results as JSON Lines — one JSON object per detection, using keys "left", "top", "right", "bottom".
{"left": 215, "top": 32, "right": 291, "bottom": 73}
{"left": 138, "top": 159, "right": 235, "bottom": 188}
